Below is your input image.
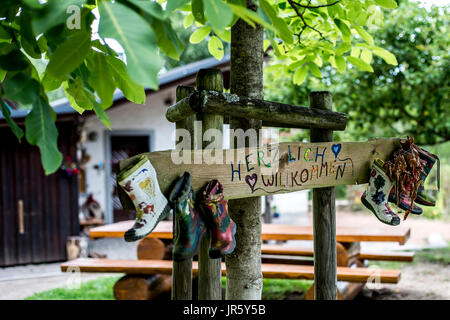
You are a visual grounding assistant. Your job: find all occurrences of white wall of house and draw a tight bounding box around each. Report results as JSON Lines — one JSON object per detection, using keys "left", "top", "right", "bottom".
{"left": 80, "top": 87, "right": 177, "bottom": 223}
{"left": 79, "top": 86, "right": 308, "bottom": 225}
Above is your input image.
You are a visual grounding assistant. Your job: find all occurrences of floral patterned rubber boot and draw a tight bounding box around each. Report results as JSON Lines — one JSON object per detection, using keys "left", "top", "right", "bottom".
{"left": 361, "top": 159, "right": 401, "bottom": 226}
{"left": 201, "top": 180, "right": 237, "bottom": 259}
{"left": 169, "top": 172, "right": 207, "bottom": 261}
{"left": 388, "top": 182, "right": 423, "bottom": 215}
{"left": 415, "top": 147, "right": 439, "bottom": 206}
{"left": 117, "top": 155, "right": 170, "bottom": 242}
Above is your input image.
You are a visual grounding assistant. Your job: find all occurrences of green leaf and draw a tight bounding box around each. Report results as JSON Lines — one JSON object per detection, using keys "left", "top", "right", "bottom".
{"left": 20, "top": 10, "right": 42, "bottom": 59}
{"left": 346, "top": 56, "right": 374, "bottom": 72}
{"left": 46, "top": 31, "right": 91, "bottom": 79}
{"left": 0, "top": 50, "right": 29, "bottom": 71}
{"left": 126, "top": 0, "right": 166, "bottom": 19}
{"left": 25, "top": 96, "right": 63, "bottom": 175}
{"left": 259, "top": 0, "right": 293, "bottom": 44}
{"left": 351, "top": 47, "right": 361, "bottom": 58}
{"left": 3, "top": 72, "right": 40, "bottom": 105}
{"left": 86, "top": 51, "right": 116, "bottom": 108}
{"left": 293, "top": 66, "right": 308, "bottom": 85}
{"left": 166, "top": 0, "right": 190, "bottom": 13}
{"left": 308, "top": 62, "right": 322, "bottom": 78}
{"left": 63, "top": 77, "right": 93, "bottom": 111}
{"left": 191, "top": 0, "right": 206, "bottom": 24}
{"left": 335, "top": 55, "right": 346, "bottom": 73}
{"left": 151, "top": 19, "right": 184, "bottom": 61}
{"left": 354, "top": 26, "right": 374, "bottom": 45}
{"left": 32, "top": 0, "right": 86, "bottom": 34}
{"left": 215, "top": 28, "right": 231, "bottom": 42}
{"left": 42, "top": 72, "right": 63, "bottom": 92}
{"left": 21, "top": 0, "right": 42, "bottom": 9}
{"left": 105, "top": 56, "right": 146, "bottom": 105}
{"left": 334, "top": 18, "right": 351, "bottom": 43}
{"left": 62, "top": 81, "right": 85, "bottom": 114}
{"left": 228, "top": 4, "right": 275, "bottom": 32}
{"left": 184, "top": 13, "right": 195, "bottom": 28}
{"left": 204, "top": 0, "right": 233, "bottom": 30}
{"left": 374, "top": 0, "right": 398, "bottom": 9}
{"left": 0, "top": 25, "right": 10, "bottom": 40}
{"left": 372, "top": 47, "right": 398, "bottom": 65}
{"left": 91, "top": 99, "right": 111, "bottom": 130}
{"left": 335, "top": 43, "right": 352, "bottom": 55}
{"left": 0, "top": 97, "right": 24, "bottom": 141}
{"left": 208, "top": 36, "right": 224, "bottom": 60}
{"left": 99, "top": 1, "right": 162, "bottom": 89}
{"left": 189, "top": 26, "right": 211, "bottom": 43}
{"left": 360, "top": 49, "right": 373, "bottom": 64}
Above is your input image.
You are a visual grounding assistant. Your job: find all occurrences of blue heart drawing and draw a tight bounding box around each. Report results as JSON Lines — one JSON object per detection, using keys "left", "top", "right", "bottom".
{"left": 331, "top": 144, "right": 341, "bottom": 158}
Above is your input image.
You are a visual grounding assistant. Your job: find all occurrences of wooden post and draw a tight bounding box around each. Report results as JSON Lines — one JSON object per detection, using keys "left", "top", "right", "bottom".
{"left": 309, "top": 91, "right": 338, "bottom": 300}
{"left": 172, "top": 85, "right": 195, "bottom": 300}
{"left": 196, "top": 69, "right": 223, "bottom": 300}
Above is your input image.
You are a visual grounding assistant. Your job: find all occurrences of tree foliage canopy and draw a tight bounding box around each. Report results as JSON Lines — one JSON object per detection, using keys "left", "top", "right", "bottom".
{"left": 265, "top": 0, "right": 449, "bottom": 146}
{"left": 0, "top": 0, "right": 397, "bottom": 174}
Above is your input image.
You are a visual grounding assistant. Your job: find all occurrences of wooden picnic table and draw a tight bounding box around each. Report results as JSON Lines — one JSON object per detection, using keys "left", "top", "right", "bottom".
{"left": 89, "top": 220, "right": 411, "bottom": 245}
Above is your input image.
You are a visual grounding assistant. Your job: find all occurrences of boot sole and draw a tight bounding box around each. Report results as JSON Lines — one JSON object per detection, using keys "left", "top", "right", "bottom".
{"left": 415, "top": 196, "right": 435, "bottom": 207}
{"left": 124, "top": 204, "right": 171, "bottom": 242}
{"left": 361, "top": 195, "right": 400, "bottom": 226}
{"left": 388, "top": 194, "right": 423, "bottom": 215}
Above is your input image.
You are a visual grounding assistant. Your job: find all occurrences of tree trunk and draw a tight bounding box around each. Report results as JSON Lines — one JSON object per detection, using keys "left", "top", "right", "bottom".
{"left": 225, "top": 0, "right": 264, "bottom": 300}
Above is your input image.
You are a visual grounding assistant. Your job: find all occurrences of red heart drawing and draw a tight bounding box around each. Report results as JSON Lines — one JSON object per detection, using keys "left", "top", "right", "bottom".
{"left": 245, "top": 173, "right": 258, "bottom": 192}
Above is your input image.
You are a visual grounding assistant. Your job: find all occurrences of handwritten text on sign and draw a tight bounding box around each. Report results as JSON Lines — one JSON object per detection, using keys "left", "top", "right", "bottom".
{"left": 228, "top": 143, "right": 354, "bottom": 195}
{"left": 119, "top": 139, "right": 399, "bottom": 200}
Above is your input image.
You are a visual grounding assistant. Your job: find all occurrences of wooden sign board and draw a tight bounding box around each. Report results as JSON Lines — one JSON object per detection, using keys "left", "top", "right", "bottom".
{"left": 118, "top": 138, "right": 400, "bottom": 204}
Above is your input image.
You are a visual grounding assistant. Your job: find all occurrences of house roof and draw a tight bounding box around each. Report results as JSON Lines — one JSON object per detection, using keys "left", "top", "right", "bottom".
{"left": 1, "top": 54, "right": 231, "bottom": 120}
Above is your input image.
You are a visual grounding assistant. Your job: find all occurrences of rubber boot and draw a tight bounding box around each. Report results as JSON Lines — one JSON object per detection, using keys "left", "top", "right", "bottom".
{"left": 361, "top": 159, "right": 401, "bottom": 226}
{"left": 117, "top": 155, "right": 170, "bottom": 242}
{"left": 415, "top": 147, "right": 439, "bottom": 206}
{"left": 169, "top": 172, "right": 206, "bottom": 261}
{"left": 201, "top": 180, "right": 237, "bottom": 259}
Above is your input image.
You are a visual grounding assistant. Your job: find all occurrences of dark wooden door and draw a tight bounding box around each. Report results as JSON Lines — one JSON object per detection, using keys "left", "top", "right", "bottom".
{"left": 0, "top": 120, "right": 79, "bottom": 266}
{"left": 110, "top": 135, "right": 150, "bottom": 222}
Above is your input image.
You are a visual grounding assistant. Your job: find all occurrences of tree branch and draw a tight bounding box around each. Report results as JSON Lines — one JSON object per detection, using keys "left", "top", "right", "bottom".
{"left": 288, "top": 0, "right": 330, "bottom": 43}
{"left": 290, "top": 0, "right": 342, "bottom": 9}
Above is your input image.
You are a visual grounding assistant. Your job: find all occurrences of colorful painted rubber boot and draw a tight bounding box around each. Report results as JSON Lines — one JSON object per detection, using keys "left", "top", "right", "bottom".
{"left": 118, "top": 155, "right": 170, "bottom": 242}
{"left": 169, "top": 172, "right": 207, "bottom": 261}
{"left": 202, "top": 180, "right": 237, "bottom": 259}
{"left": 361, "top": 159, "right": 400, "bottom": 226}
{"left": 388, "top": 182, "right": 423, "bottom": 215}
{"left": 415, "top": 147, "right": 439, "bottom": 206}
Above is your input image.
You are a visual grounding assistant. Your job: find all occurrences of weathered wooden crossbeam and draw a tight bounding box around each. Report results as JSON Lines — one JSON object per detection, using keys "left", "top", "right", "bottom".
{"left": 119, "top": 138, "right": 400, "bottom": 205}
{"left": 165, "top": 90, "right": 347, "bottom": 131}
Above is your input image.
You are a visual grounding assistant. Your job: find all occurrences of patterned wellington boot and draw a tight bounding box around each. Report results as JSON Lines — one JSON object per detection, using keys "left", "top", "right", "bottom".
{"left": 361, "top": 159, "right": 401, "bottom": 226}
{"left": 388, "top": 181, "right": 423, "bottom": 215}
{"left": 201, "top": 180, "right": 237, "bottom": 259}
{"left": 415, "top": 147, "right": 440, "bottom": 206}
{"left": 169, "top": 172, "right": 207, "bottom": 261}
{"left": 118, "top": 155, "right": 170, "bottom": 242}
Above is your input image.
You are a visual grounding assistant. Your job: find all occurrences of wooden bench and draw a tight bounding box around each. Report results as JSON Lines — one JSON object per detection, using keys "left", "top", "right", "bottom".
{"left": 61, "top": 258, "right": 401, "bottom": 283}
{"left": 83, "top": 222, "right": 412, "bottom": 300}
{"left": 261, "top": 245, "right": 415, "bottom": 262}
{"left": 89, "top": 220, "right": 411, "bottom": 245}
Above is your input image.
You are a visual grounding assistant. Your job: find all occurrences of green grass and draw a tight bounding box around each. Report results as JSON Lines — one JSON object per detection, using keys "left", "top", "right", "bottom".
{"left": 368, "top": 243, "right": 450, "bottom": 270}
{"left": 414, "top": 244, "right": 450, "bottom": 265}
{"left": 25, "top": 275, "right": 122, "bottom": 300}
{"left": 26, "top": 276, "right": 312, "bottom": 300}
